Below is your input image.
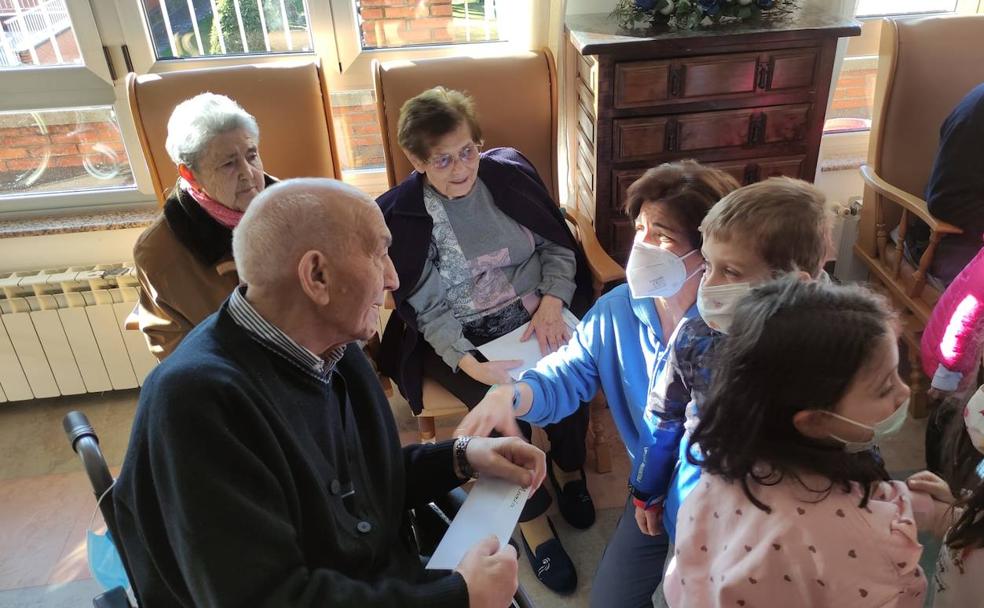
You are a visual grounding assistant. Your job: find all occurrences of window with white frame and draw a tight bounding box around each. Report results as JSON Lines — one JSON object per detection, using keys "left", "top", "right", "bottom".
{"left": 0, "top": 0, "right": 137, "bottom": 209}
{"left": 0, "top": 0, "right": 536, "bottom": 212}
{"left": 823, "top": 0, "right": 982, "bottom": 138}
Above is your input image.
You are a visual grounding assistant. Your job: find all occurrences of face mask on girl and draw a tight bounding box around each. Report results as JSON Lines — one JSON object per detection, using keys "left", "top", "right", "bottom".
{"left": 696, "top": 279, "right": 752, "bottom": 334}
{"left": 823, "top": 399, "right": 910, "bottom": 453}
{"left": 963, "top": 385, "right": 984, "bottom": 454}
{"left": 626, "top": 234, "right": 702, "bottom": 299}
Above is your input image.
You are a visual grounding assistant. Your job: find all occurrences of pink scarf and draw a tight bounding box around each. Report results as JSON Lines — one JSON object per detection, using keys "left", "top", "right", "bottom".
{"left": 185, "top": 185, "right": 244, "bottom": 230}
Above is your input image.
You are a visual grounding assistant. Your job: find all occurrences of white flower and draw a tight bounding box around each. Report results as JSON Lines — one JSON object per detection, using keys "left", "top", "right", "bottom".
{"left": 659, "top": 0, "right": 675, "bottom": 15}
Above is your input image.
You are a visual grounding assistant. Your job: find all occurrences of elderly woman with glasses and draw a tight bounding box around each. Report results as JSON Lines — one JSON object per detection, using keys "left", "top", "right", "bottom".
{"left": 133, "top": 93, "right": 272, "bottom": 360}
{"left": 377, "top": 86, "right": 593, "bottom": 595}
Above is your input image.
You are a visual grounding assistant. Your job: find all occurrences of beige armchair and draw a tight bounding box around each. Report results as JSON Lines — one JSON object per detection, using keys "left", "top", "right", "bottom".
{"left": 372, "top": 50, "right": 624, "bottom": 472}
{"left": 855, "top": 15, "right": 984, "bottom": 416}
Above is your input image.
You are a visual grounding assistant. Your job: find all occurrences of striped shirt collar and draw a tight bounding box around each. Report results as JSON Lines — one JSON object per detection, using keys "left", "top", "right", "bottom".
{"left": 228, "top": 285, "right": 345, "bottom": 382}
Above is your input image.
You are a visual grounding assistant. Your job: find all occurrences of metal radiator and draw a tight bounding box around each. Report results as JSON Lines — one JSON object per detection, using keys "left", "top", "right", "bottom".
{"left": 0, "top": 264, "right": 156, "bottom": 402}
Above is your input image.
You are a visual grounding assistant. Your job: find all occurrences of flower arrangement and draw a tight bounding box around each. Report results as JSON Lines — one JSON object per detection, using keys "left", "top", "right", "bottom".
{"left": 612, "top": 0, "right": 796, "bottom": 31}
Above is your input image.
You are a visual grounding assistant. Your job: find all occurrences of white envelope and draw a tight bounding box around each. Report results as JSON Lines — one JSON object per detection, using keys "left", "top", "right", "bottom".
{"left": 476, "top": 309, "right": 580, "bottom": 380}
{"left": 425, "top": 477, "right": 532, "bottom": 571}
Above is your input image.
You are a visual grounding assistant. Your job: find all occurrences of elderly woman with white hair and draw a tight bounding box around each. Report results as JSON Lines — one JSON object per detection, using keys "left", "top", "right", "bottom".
{"left": 133, "top": 92, "right": 271, "bottom": 359}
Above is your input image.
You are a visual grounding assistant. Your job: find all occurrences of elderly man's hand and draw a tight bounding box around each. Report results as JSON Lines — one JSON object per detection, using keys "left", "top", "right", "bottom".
{"left": 456, "top": 536, "right": 518, "bottom": 608}
{"left": 521, "top": 295, "right": 570, "bottom": 356}
{"left": 464, "top": 436, "right": 546, "bottom": 492}
{"left": 454, "top": 385, "right": 524, "bottom": 438}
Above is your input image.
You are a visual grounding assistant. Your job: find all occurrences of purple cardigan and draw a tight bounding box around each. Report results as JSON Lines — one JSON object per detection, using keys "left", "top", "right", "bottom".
{"left": 377, "top": 147, "right": 592, "bottom": 414}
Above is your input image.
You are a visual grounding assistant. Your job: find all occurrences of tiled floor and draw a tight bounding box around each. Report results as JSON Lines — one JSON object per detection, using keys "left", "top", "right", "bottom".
{"left": 0, "top": 387, "right": 928, "bottom": 607}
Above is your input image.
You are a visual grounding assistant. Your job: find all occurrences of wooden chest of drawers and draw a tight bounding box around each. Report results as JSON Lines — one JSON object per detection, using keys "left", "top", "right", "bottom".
{"left": 566, "top": 7, "right": 860, "bottom": 263}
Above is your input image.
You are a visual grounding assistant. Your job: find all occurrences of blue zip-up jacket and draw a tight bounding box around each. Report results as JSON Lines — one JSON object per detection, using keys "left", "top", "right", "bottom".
{"left": 518, "top": 283, "right": 698, "bottom": 469}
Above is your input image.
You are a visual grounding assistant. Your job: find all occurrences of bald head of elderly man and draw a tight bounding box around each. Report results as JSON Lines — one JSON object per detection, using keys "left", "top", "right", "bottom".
{"left": 113, "top": 178, "right": 545, "bottom": 608}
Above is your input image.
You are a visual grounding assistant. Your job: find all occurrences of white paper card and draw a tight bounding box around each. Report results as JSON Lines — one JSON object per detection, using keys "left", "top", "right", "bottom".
{"left": 425, "top": 477, "right": 532, "bottom": 571}
{"left": 476, "top": 309, "right": 580, "bottom": 380}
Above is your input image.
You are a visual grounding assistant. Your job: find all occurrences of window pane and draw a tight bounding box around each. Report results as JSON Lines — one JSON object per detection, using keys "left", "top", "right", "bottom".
{"left": 856, "top": 0, "right": 957, "bottom": 17}
{"left": 141, "top": 0, "right": 312, "bottom": 59}
{"left": 0, "top": 0, "right": 82, "bottom": 68}
{"left": 330, "top": 89, "right": 385, "bottom": 171}
{"left": 823, "top": 62, "right": 877, "bottom": 134}
{"left": 358, "top": 0, "right": 500, "bottom": 50}
{"left": 0, "top": 107, "right": 135, "bottom": 197}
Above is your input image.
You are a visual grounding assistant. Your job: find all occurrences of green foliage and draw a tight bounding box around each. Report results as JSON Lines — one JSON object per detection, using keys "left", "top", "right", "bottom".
{"left": 209, "top": 0, "right": 307, "bottom": 54}
{"left": 611, "top": 0, "right": 795, "bottom": 31}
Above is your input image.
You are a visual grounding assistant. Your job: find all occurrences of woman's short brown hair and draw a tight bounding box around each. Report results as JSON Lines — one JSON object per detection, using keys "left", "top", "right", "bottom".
{"left": 624, "top": 160, "right": 740, "bottom": 249}
{"left": 397, "top": 87, "right": 482, "bottom": 161}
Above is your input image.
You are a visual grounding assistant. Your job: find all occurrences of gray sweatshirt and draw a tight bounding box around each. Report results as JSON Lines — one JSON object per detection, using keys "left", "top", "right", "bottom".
{"left": 406, "top": 179, "right": 577, "bottom": 369}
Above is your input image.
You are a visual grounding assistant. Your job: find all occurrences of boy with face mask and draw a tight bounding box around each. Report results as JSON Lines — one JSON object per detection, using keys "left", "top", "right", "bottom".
{"left": 630, "top": 178, "right": 833, "bottom": 543}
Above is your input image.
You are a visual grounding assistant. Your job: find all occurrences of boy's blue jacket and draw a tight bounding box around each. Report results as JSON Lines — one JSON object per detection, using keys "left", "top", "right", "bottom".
{"left": 518, "top": 283, "right": 698, "bottom": 476}
{"left": 632, "top": 316, "right": 723, "bottom": 543}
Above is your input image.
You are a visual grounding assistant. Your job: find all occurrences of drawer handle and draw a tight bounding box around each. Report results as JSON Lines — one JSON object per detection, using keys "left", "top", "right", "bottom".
{"left": 669, "top": 66, "right": 683, "bottom": 97}
{"left": 756, "top": 62, "right": 772, "bottom": 90}
{"left": 665, "top": 119, "right": 680, "bottom": 152}
{"left": 743, "top": 164, "right": 759, "bottom": 185}
{"left": 747, "top": 113, "right": 766, "bottom": 145}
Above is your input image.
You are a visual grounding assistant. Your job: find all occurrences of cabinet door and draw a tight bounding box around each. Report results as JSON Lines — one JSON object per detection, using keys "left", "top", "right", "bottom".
{"left": 756, "top": 155, "right": 806, "bottom": 179}
{"left": 614, "top": 53, "right": 760, "bottom": 109}
{"left": 708, "top": 155, "right": 806, "bottom": 185}
{"left": 767, "top": 50, "right": 818, "bottom": 92}
{"left": 676, "top": 108, "right": 759, "bottom": 153}
{"left": 613, "top": 117, "right": 670, "bottom": 160}
{"left": 613, "top": 169, "right": 646, "bottom": 211}
{"left": 761, "top": 104, "right": 811, "bottom": 144}
{"left": 614, "top": 60, "right": 672, "bottom": 108}
{"left": 611, "top": 218, "right": 636, "bottom": 264}
{"left": 678, "top": 52, "right": 759, "bottom": 99}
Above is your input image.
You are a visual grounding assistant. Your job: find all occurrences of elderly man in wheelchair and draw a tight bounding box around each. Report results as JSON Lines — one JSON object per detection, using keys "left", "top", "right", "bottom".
{"left": 99, "top": 178, "right": 544, "bottom": 607}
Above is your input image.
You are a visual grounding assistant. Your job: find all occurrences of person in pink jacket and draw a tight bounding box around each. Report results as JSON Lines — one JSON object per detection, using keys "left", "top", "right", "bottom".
{"left": 655, "top": 278, "right": 931, "bottom": 608}
{"left": 921, "top": 246, "right": 984, "bottom": 397}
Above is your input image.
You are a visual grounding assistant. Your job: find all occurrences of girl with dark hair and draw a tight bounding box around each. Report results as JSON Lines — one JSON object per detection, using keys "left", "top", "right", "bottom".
{"left": 658, "top": 278, "right": 928, "bottom": 607}
{"left": 905, "top": 386, "right": 984, "bottom": 606}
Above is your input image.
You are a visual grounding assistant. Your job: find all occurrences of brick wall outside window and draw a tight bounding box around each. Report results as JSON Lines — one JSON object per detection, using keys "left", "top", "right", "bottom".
{"left": 358, "top": 0, "right": 498, "bottom": 49}
{"left": 0, "top": 111, "right": 133, "bottom": 195}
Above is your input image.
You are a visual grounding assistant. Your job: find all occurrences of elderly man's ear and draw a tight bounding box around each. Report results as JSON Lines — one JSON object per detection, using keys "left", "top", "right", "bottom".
{"left": 297, "top": 250, "right": 333, "bottom": 306}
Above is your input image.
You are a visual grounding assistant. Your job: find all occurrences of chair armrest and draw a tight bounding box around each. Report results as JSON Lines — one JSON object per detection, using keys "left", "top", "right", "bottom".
{"left": 860, "top": 165, "right": 963, "bottom": 235}
{"left": 562, "top": 206, "right": 626, "bottom": 286}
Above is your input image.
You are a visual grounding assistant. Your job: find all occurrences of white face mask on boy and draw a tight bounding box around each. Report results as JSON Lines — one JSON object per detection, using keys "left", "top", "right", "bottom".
{"left": 824, "top": 399, "right": 910, "bottom": 453}
{"left": 626, "top": 234, "right": 702, "bottom": 299}
{"left": 696, "top": 279, "right": 752, "bottom": 334}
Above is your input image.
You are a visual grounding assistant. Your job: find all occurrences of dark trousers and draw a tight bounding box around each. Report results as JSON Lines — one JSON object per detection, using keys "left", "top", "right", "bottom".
{"left": 589, "top": 497, "right": 670, "bottom": 608}
{"left": 423, "top": 347, "right": 590, "bottom": 522}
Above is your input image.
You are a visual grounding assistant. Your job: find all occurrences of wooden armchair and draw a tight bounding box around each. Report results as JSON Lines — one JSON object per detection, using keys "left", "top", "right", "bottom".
{"left": 372, "top": 50, "right": 624, "bottom": 473}
{"left": 855, "top": 15, "right": 984, "bottom": 416}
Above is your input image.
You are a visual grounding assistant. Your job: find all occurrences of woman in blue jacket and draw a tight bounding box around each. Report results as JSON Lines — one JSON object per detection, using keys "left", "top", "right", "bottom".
{"left": 456, "top": 160, "right": 739, "bottom": 608}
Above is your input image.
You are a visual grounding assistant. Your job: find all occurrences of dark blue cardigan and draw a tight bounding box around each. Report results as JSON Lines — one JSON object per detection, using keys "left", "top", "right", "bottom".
{"left": 377, "top": 147, "right": 592, "bottom": 413}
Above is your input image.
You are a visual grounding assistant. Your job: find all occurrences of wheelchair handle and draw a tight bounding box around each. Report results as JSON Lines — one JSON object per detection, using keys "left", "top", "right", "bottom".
{"left": 63, "top": 410, "right": 115, "bottom": 501}
{"left": 63, "top": 410, "right": 98, "bottom": 453}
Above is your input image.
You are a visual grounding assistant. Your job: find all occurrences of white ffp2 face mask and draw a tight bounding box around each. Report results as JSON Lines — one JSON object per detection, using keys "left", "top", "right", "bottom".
{"left": 696, "top": 279, "right": 752, "bottom": 334}
{"left": 626, "top": 236, "right": 702, "bottom": 299}
{"left": 825, "top": 398, "right": 910, "bottom": 453}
